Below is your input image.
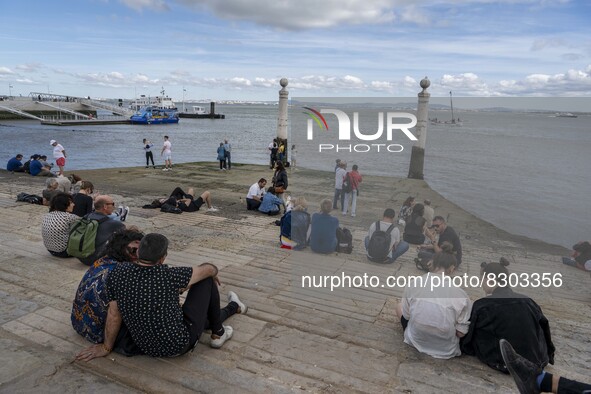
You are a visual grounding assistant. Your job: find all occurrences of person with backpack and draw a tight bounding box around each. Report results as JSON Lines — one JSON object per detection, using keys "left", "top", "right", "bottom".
{"left": 365, "top": 208, "right": 409, "bottom": 263}
{"left": 342, "top": 164, "right": 362, "bottom": 217}
{"left": 71, "top": 195, "right": 125, "bottom": 266}
{"left": 41, "top": 192, "right": 79, "bottom": 258}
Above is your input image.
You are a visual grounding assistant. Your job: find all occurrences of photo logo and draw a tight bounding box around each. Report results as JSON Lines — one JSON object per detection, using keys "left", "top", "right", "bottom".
{"left": 304, "top": 108, "right": 418, "bottom": 153}
{"left": 303, "top": 107, "right": 329, "bottom": 131}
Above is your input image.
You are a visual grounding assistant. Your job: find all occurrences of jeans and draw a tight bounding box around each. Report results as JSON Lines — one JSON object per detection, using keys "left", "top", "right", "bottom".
{"left": 225, "top": 152, "right": 231, "bottom": 169}
{"left": 145, "top": 151, "right": 154, "bottom": 166}
{"left": 342, "top": 190, "right": 358, "bottom": 216}
{"left": 180, "top": 277, "right": 239, "bottom": 354}
{"left": 364, "top": 236, "right": 410, "bottom": 263}
{"left": 333, "top": 188, "right": 344, "bottom": 209}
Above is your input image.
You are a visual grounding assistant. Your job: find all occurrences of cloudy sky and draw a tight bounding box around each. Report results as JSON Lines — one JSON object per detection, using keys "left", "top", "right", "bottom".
{"left": 1, "top": 0, "right": 590, "bottom": 100}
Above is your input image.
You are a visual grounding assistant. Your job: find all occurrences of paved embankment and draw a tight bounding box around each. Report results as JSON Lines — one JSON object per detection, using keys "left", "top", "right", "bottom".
{"left": 0, "top": 163, "right": 588, "bottom": 393}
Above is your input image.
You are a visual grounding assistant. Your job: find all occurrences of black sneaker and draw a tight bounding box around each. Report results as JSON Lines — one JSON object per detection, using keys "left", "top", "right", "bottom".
{"left": 499, "top": 339, "right": 542, "bottom": 394}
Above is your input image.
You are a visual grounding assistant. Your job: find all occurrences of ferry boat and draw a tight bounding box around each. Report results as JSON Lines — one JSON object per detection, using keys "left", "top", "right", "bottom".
{"left": 178, "top": 103, "right": 226, "bottom": 119}
{"left": 129, "top": 89, "right": 177, "bottom": 112}
{"left": 130, "top": 107, "right": 179, "bottom": 125}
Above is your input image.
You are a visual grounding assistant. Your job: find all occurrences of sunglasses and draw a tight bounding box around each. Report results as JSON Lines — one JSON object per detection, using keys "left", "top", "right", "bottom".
{"left": 105, "top": 202, "right": 116, "bottom": 206}
{"left": 432, "top": 224, "right": 441, "bottom": 228}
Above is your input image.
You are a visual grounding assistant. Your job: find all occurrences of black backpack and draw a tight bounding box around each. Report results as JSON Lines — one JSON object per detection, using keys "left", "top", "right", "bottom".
{"left": 336, "top": 227, "right": 353, "bottom": 254}
{"left": 367, "top": 221, "right": 395, "bottom": 263}
{"left": 342, "top": 172, "right": 353, "bottom": 193}
{"left": 16, "top": 192, "right": 43, "bottom": 205}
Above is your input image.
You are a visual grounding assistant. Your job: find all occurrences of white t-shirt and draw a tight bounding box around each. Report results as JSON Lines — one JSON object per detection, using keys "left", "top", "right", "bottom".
{"left": 53, "top": 144, "right": 65, "bottom": 159}
{"left": 366, "top": 220, "right": 400, "bottom": 252}
{"left": 402, "top": 272, "right": 472, "bottom": 359}
{"left": 247, "top": 183, "right": 265, "bottom": 199}
{"left": 163, "top": 140, "right": 172, "bottom": 154}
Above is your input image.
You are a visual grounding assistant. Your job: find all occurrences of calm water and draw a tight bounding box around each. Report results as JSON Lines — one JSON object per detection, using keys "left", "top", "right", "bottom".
{"left": 1, "top": 104, "right": 589, "bottom": 248}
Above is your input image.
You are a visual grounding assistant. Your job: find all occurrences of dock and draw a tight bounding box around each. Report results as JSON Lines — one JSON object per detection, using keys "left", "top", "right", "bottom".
{"left": 0, "top": 163, "right": 588, "bottom": 392}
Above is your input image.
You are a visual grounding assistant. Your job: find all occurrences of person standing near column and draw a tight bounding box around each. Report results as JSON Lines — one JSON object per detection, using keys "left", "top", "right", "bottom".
{"left": 161, "top": 135, "right": 172, "bottom": 171}
{"left": 50, "top": 139, "right": 66, "bottom": 176}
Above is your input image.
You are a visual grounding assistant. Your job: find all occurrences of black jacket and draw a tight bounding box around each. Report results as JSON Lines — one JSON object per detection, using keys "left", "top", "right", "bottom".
{"left": 461, "top": 287, "right": 555, "bottom": 373}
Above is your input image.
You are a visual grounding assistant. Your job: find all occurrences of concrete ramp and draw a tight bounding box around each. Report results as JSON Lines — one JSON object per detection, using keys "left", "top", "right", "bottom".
{"left": 35, "top": 101, "right": 92, "bottom": 119}
{"left": 0, "top": 104, "right": 44, "bottom": 121}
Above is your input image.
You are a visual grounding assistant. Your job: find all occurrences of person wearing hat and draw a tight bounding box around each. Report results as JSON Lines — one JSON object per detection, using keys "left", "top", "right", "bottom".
{"left": 50, "top": 139, "right": 67, "bottom": 176}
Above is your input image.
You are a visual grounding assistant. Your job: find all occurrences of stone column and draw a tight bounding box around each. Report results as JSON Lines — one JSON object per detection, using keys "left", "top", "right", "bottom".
{"left": 276, "top": 78, "right": 289, "bottom": 165}
{"left": 408, "top": 77, "right": 430, "bottom": 179}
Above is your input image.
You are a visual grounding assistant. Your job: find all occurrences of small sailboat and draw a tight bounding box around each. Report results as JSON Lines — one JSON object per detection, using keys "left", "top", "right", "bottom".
{"left": 431, "top": 91, "right": 462, "bottom": 126}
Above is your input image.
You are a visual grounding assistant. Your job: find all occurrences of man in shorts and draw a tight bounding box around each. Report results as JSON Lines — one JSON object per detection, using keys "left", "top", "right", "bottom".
{"left": 161, "top": 135, "right": 172, "bottom": 171}
{"left": 50, "top": 139, "right": 66, "bottom": 176}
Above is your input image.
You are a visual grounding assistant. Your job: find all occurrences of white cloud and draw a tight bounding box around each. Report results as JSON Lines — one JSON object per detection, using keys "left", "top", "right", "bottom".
{"left": 439, "top": 73, "right": 491, "bottom": 94}
{"left": 0, "top": 67, "right": 15, "bottom": 75}
{"left": 16, "top": 63, "right": 43, "bottom": 72}
{"left": 229, "top": 77, "right": 252, "bottom": 87}
{"left": 173, "top": 0, "right": 399, "bottom": 30}
{"left": 119, "top": 0, "right": 170, "bottom": 12}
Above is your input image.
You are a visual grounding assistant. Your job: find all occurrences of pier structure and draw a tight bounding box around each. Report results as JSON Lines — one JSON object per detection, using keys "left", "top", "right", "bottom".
{"left": 0, "top": 92, "right": 133, "bottom": 125}
{"left": 276, "top": 78, "right": 289, "bottom": 165}
{"left": 408, "top": 77, "right": 430, "bottom": 179}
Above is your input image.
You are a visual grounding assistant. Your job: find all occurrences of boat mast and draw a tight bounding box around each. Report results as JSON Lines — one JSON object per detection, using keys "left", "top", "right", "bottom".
{"left": 182, "top": 87, "right": 186, "bottom": 113}
{"left": 449, "top": 91, "right": 455, "bottom": 123}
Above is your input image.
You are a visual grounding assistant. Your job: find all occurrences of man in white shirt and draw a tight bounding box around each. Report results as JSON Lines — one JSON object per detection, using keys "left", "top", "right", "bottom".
{"left": 333, "top": 161, "right": 346, "bottom": 210}
{"left": 50, "top": 139, "right": 66, "bottom": 176}
{"left": 246, "top": 178, "right": 267, "bottom": 210}
{"left": 161, "top": 135, "right": 172, "bottom": 171}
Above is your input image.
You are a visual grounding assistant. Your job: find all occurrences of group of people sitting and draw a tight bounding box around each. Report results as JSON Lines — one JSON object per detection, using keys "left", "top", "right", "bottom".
{"left": 72, "top": 229, "right": 247, "bottom": 361}
{"left": 246, "top": 161, "right": 289, "bottom": 215}
{"left": 396, "top": 247, "right": 590, "bottom": 393}
{"left": 7, "top": 153, "right": 54, "bottom": 177}
{"left": 39, "top": 174, "right": 130, "bottom": 262}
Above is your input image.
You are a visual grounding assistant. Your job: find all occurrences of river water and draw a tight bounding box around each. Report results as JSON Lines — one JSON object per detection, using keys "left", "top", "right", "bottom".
{"left": 1, "top": 103, "right": 589, "bottom": 248}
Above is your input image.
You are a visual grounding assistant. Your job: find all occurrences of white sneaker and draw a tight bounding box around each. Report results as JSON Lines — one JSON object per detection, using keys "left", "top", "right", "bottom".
{"left": 207, "top": 207, "right": 219, "bottom": 212}
{"left": 120, "top": 206, "right": 130, "bottom": 222}
{"left": 210, "top": 325, "right": 233, "bottom": 348}
{"left": 228, "top": 291, "right": 248, "bottom": 314}
{"left": 162, "top": 168, "right": 168, "bottom": 171}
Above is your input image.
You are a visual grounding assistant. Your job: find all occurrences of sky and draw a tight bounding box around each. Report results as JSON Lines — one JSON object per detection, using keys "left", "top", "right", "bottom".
{"left": 0, "top": 0, "right": 590, "bottom": 101}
